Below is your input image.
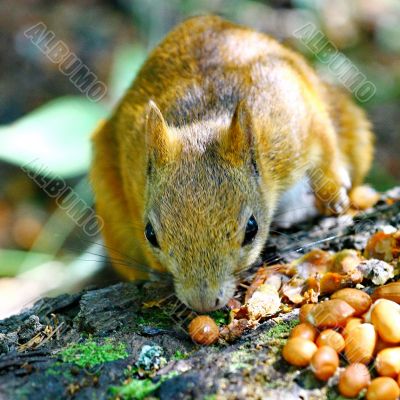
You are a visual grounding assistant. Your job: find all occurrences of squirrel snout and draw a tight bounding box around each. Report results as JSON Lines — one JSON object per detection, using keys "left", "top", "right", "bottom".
{"left": 188, "top": 295, "right": 223, "bottom": 313}
{"left": 177, "top": 280, "right": 236, "bottom": 312}
{"left": 185, "top": 294, "right": 225, "bottom": 313}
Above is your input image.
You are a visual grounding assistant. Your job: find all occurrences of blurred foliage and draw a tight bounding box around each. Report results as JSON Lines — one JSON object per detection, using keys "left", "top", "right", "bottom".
{"left": 108, "top": 44, "right": 147, "bottom": 103}
{"left": 0, "top": 249, "right": 52, "bottom": 276}
{"left": 0, "top": 97, "right": 106, "bottom": 178}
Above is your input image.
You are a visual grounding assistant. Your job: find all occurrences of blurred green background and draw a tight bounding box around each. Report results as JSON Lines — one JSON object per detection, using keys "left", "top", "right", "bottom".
{"left": 0, "top": 0, "right": 399, "bottom": 316}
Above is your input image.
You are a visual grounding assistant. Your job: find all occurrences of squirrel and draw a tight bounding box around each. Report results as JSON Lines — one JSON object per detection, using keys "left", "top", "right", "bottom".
{"left": 90, "top": 16, "right": 374, "bottom": 312}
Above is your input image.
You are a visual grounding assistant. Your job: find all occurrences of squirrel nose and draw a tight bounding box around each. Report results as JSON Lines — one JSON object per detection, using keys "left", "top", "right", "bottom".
{"left": 177, "top": 281, "right": 234, "bottom": 312}
{"left": 214, "top": 288, "right": 225, "bottom": 307}
{"left": 187, "top": 289, "right": 225, "bottom": 312}
{"left": 190, "top": 299, "right": 222, "bottom": 312}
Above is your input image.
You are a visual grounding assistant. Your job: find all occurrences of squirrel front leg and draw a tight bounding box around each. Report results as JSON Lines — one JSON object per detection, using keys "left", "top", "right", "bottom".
{"left": 308, "top": 114, "right": 351, "bottom": 216}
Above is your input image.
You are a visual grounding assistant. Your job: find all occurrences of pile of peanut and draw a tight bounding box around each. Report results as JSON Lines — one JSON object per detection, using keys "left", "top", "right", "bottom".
{"left": 282, "top": 284, "right": 400, "bottom": 399}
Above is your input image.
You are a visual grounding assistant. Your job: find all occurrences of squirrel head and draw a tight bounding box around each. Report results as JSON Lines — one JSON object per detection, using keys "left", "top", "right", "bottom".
{"left": 143, "top": 101, "right": 272, "bottom": 312}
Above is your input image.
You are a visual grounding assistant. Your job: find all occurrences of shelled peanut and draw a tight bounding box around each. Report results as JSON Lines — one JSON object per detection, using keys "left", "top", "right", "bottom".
{"left": 282, "top": 285, "right": 400, "bottom": 399}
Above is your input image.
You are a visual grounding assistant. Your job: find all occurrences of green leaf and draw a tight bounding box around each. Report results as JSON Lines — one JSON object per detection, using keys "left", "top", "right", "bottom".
{"left": 0, "top": 249, "right": 53, "bottom": 276}
{"left": 0, "top": 96, "right": 107, "bottom": 178}
{"left": 108, "top": 44, "right": 147, "bottom": 103}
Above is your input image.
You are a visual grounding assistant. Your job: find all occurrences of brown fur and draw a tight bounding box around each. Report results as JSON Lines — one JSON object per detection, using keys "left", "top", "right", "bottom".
{"left": 90, "top": 16, "right": 373, "bottom": 311}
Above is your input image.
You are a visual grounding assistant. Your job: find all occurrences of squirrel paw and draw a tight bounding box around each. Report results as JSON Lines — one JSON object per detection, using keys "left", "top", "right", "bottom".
{"left": 312, "top": 166, "right": 351, "bottom": 216}
{"left": 316, "top": 186, "right": 350, "bottom": 216}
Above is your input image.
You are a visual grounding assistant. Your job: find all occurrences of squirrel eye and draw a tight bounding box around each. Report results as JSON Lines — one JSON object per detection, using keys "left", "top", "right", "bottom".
{"left": 242, "top": 215, "right": 258, "bottom": 246}
{"left": 145, "top": 222, "right": 160, "bottom": 248}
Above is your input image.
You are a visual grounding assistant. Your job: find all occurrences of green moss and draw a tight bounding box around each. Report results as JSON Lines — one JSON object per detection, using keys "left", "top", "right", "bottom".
{"left": 327, "top": 386, "right": 365, "bottom": 400}
{"left": 264, "top": 380, "right": 282, "bottom": 390}
{"left": 110, "top": 378, "right": 159, "bottom": 400}
{"left": 263, "top": 319, "right": 299, "bottom": 341}
{"left": 59, "top": 339, "right": 128, "bottom": 368}
{"left": 124, "top": 365, "right": 139, "bottom": 378}
{"left": 203, "top": 395, "right": 217, "bottom": 400}
{"left": 229, "top": 349, "right": 256, "bottom": 372}
{"left": 45, "top": 360, "right": 78, "bottom": 381}
{"left": 10, "top": 386, "right": 30, "bottom": 400}
{"left": 45, "top": 365, "right": 74, "bottom": 380}
{"left": 172, "top": 350, "right": 188, "bottom": 360}
{"left": 109, "top": 372, "right": 178, "bottom": 400}
{"left": 45, "top": 361, "right": 62, "bottom": 375}
{"left": 208, "top": 310, "right": 229, "bottom": 326}
{"left": 227, "top": 319, "right": 300, "bottom": 373}
{"left": 136, "top": 308, "right": 173, "bottom": 329}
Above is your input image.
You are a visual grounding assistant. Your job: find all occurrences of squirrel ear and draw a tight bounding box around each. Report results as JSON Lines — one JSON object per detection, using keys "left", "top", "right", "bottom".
{"left": 220, "top": 101, "right": 253, "bottom": 165}
{"left": 146, "top": 100, "right": 176, "bottom": 166}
